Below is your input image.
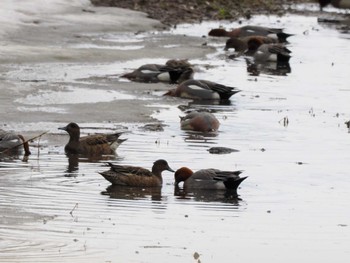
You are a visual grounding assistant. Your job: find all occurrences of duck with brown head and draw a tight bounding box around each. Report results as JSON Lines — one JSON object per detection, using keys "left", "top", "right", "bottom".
{"left": 99, "top": 159, "right": 174, "bottom": 187}
{"left": 180, "top": 111, "right": 220, "bottom": 132}
{"left": 174, "top": 167, "right": 247, "bottom": 192}
{"left": 246, "top": 38, "right": 292, "bottom": 63}
{"left": 58, "top": 122, "right": 126, "bottom": 156}
{"left": 224, "top": 35, "right": 277, "bottom": 51}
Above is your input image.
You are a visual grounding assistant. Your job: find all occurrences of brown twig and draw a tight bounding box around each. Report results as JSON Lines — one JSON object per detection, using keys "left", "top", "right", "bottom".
{"left": 0, "top": 131, "right": 49, "bottom": 155}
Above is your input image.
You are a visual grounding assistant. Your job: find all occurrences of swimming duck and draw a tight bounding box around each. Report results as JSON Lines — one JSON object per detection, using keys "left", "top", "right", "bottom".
{"left": 99, "top": 159, "right": 174, "bottom": 187}
{"left": 58, "top": 122, "right": 126, "bottom": 156}
{"left": 319, "top": 0, "right": 350, "bottom": 10}
{"left": 121, "top": 59, "right": 194, "bottom": 84}
{"left": 174, "top": 167, "right": 247, "bottom": 191}
{"left": 180, "top": 111, "right": 220, "bottom": 132}
{"left": 0, "top": 129, "right": 31, "bottom": 156}
{"left": 164, "top": 79, "right": 240, "bottom": 100}
{"left": 209, "top": 25, "right": 293, "bottom": 43}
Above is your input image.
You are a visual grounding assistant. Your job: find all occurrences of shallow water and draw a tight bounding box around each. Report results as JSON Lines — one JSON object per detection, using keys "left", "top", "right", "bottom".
{"left": 1, "top": 12, "right": 350, "bottom": 263}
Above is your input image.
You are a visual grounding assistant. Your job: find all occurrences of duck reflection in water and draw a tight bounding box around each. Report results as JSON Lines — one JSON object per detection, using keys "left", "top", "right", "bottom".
{"left": 65, "top": 154, "right": 118, "bottom": 175}
{"left": 246, "top": 59, "right": 291, "bottom": 76}
{"left": 101, "top": 185, "right": 162, "bottom": 201}
{"left": 174, "top": 186, "right": 242, "bottom": 204}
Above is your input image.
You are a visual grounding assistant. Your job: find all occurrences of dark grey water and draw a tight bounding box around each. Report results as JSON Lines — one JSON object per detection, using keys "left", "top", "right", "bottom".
{"left": 1, "top": 13, "right": 350, "bottom": 263}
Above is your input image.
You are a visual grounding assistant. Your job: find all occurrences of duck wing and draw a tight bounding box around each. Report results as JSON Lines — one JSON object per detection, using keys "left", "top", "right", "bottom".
{"left": 80, "top": 132, "right": 124, "bottom": 146}
{"left": 200, "top": 80, "right": 240, "bottom": 100}
{"left": 108, "top": 163, "right": 154, "bottom": 177}
{"left": 267, "top": 44, "right": 291, "bottom": 56}
{"left": 80, "top": 134, "right": 111, "bottom": 146}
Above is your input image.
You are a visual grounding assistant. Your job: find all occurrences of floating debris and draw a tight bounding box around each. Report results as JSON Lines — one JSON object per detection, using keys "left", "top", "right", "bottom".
{"left": 140, "top": 123, "right": 166, "bottom": 131}
{"left": 207, "top": 146, "right": 239, "bottom": 154}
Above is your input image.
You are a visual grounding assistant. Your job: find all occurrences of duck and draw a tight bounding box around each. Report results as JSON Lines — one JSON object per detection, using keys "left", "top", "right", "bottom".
{"left": 319, "top": 0, "right": 350, "bottom": 10}
{"left": 99, "top": 159, "right": 174, "bottom": 187}
{"left": 121, "top": 59, "right": 194, "bottom": 84}
{"left": 180, "top": 111, "right": 220, "bottom": 132}
{"left": 209, "top": 25, "right": 293, "bottom": 43}
{"left": 58, "top": 122, "right": 126, "bottom": 156}
{"left": 164, "top": 79, "right": 240, "bottom": 100}
{"left": 252, "top": 43, "right": 292, "bottom": 63}
{"left": 0, "top": 129, "right": 31, "bottom": 156}
{"left": 224, "top": 36, "right": 277, "bottom": 52}
{"left": 174, "top": 167, "right": 247, "bottom": 191}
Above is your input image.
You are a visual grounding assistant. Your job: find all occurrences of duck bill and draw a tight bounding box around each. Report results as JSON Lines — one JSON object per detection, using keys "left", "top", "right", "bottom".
{"left": 167, "top": 166, "right": 175, "bottom": 173}
{"left": 58, "top": 126, "right": 67, "bottom": 131}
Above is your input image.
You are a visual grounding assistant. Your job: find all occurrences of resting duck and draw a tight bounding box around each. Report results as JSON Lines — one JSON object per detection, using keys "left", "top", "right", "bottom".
{"left": 319, "top": 0, "right": 350, "bottom": 10}
{"left": 0, "top": 129, "right": 31, "bottom": 156}
{"left": 209, "top": 25, "right": 293, "bottom": 43}
{"left": 164, "top": 79, "right": 240, "bottom": 100}
{"left": 174, "top": 167, "right": 247, "bottom": 191}
{"left": 180, "top": 111, "right": 220, "bottom": 132}
{"left": 121, "top": 59, "right": 194, "bottom": 84}
{"left": 99, "top": 159, "right": 174, "bottom": 187}
{"left": 59, "top": 122, "right": 126, "bottom": 156}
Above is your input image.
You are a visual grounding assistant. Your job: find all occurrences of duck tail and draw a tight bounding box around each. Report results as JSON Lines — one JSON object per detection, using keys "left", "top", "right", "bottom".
{"left": 223, "top": 176, "right": 248, "bottom": 190}
{"left": 277, "top": 32, "right": 294, "bottom": 43}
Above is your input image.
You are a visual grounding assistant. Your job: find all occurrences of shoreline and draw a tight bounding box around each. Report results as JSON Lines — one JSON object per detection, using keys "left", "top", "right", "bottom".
{"left": 0, "top": 0, "right": 214, "bottom": 135}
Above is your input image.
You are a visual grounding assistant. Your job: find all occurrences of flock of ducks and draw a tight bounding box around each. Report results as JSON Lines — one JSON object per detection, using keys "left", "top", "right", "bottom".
{"left": 98, "top": 23, "right": 297, "bottom": 194}
{"left": 0, "top": 119, "right": 246, "bottom": 195}
{"left": 2, "top": 0, "right": 346, "bottom": 197}
{"left": 0, "top": 24, "right": 296, "bottom": 197}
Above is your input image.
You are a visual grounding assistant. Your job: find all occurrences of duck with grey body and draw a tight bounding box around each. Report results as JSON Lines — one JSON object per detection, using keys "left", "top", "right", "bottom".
{"left": 0, "top": 129, "right": 31, "bottom": 156}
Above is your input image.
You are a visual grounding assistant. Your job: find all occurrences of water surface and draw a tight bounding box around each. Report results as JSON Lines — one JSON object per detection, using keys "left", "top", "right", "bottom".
{"left": 1, "top": 13, "right": 350, "bottom": 263}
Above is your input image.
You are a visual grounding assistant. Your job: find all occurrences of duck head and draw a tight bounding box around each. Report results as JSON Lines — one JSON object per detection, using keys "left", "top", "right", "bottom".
{"left": 174, "top": 167, "right": 194, "bottom": 185}
{"left": 59, "top": 122, "right": 80, "bottom": 140}
{"left": 152, "top": 159, "right": 175, "bottom": 174}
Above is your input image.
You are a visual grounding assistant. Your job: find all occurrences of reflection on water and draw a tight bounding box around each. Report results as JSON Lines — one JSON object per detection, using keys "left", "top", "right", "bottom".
{"left": 246, "top": 60, "right": 292, "bottom": 76}
{"left": 65, "top": 154, "right": 118, "bottom": 174}
{"left": 102, "top": 185, "right": 163, "bottom": 201}
{"left": 1, "top": 12, "right": 350, "bottom": 263}
{"left": 174, "top": 185, "right": 242, "bottom": 204}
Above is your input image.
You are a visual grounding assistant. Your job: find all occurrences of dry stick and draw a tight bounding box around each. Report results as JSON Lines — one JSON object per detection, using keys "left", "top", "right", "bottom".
{"left": 37, "top": 134, "right": 42, "bottom": 158}
{"left": 0, "top": 131, "right": 49, "bottom": 155}
{"left": 70, "top": 203, "right": 78, "bottom": 217}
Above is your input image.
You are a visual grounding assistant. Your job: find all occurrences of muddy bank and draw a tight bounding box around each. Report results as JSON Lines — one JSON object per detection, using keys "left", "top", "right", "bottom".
{"left": 91, "top": 0, "right": 313, "bottom": 25}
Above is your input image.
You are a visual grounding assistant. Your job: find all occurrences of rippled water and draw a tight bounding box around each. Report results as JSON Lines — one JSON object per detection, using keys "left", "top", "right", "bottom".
{"left": 1, "top": 12, "right": 350, "bottom": 263}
